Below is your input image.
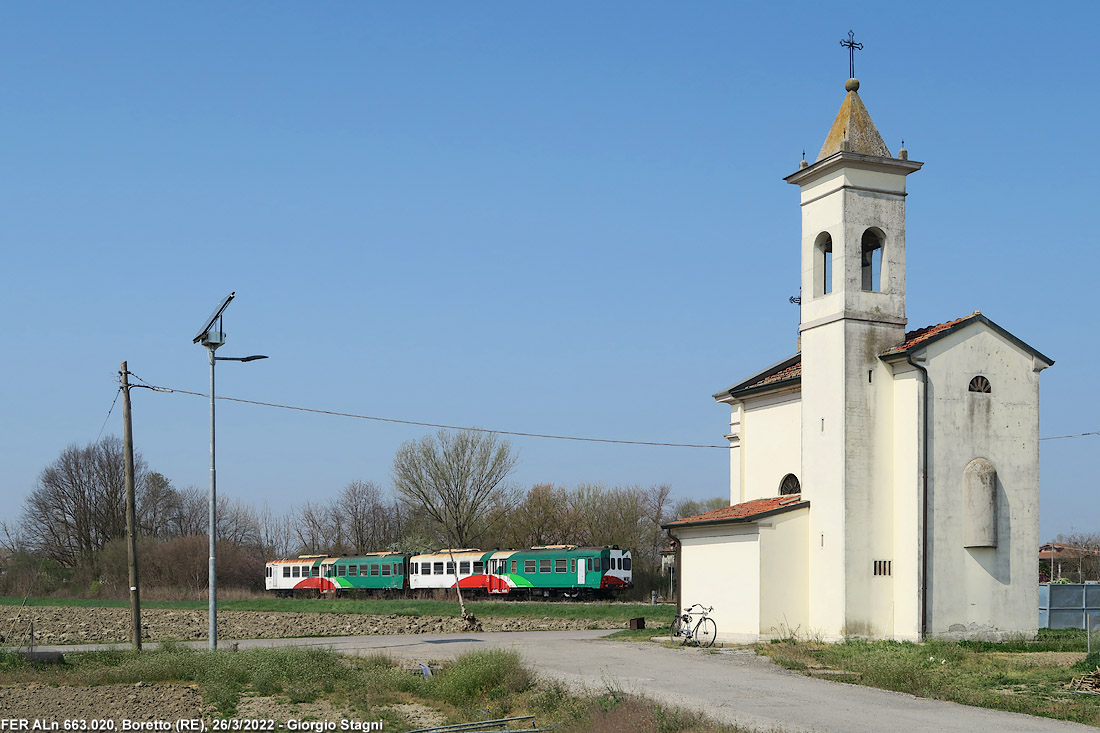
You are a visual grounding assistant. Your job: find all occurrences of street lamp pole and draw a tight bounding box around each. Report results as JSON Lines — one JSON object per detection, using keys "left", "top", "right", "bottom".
{"left": 193, "top": 293, "right": 267, "bottom": 651}
{"left": 207, "top": 339, "right": 219, "bottom": 650}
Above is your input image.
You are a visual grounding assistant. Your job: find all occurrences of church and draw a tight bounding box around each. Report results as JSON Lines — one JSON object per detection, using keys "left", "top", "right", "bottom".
{"left": 664, "top": 75, "right": 1053, "bottom": 642}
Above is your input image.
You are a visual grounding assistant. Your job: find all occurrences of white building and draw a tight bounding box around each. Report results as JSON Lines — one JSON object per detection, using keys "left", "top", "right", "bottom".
{"left": 664, "top": 77, "right": 1053, "bottom": 643}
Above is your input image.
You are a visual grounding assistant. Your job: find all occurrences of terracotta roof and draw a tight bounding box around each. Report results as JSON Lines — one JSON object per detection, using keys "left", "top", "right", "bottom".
{"left": 1039, "top": 542, "right": 1100, "bottom": 560}
{"left": 716, "top": 311, "right": 1052, "bottom": 401}
{"left": 663, "top": 494, "right": 807, "bottom": 528}
{"left": 749, "top": 362, "right": 802, "bottom": 389}
{"left": 880, "top": 312, "right": 982, "bottom": 356}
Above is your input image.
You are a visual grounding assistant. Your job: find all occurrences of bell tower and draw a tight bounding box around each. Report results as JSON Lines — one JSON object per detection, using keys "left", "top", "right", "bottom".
{"left": 785, "top": 76, "right": 922, "bottom": 639}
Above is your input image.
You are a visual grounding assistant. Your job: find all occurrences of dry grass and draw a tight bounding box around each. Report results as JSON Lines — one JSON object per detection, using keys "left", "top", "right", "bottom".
{"left": 759, "top": 637, "right": 1100, "bottom": 726}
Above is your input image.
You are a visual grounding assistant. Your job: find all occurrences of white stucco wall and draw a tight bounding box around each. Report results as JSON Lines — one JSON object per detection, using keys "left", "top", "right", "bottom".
{"left": 921, "top": 322, "right": 1045, "bottom": 639}
{"left": 676, "top": 524, "right": 761, "bottom": 643}
{"left": 890, "top": 367, "right": 923, "bottom": 641}
{"left": 741, "top": 391, "right": 802, "bottom": 502}
{"left": 759, "top": 508, "right": 810, "bottom": 637}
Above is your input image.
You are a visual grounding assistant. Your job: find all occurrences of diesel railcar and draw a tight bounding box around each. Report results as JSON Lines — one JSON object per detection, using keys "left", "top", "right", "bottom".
{"left": 264, "top": 544, "right": 632, "bottom": 598}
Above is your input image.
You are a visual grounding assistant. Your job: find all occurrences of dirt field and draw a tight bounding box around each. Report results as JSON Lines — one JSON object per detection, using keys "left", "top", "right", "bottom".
{"left": 1, "top": 605, "right": 621, "bottom": 646}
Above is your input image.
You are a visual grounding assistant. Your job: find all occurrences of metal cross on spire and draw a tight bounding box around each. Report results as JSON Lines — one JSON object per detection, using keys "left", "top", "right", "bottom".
{"left": 840, "top": 30, "right": 863, "bottom": 79}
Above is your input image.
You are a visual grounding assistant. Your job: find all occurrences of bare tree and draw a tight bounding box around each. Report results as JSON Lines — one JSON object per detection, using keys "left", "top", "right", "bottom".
{"left": 392, "top": 429, "right": 518, "bottom": 621}
{"left": 20, "top": 437, "right": 148, "bottom": 569}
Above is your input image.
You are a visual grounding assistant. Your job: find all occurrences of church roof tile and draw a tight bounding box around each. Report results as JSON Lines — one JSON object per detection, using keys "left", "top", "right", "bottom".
{"left": 714, "top": 311, "right": 1053, "bottom": 401}
{"left": 663, "top": 494, "right": 807, "bottom": 528}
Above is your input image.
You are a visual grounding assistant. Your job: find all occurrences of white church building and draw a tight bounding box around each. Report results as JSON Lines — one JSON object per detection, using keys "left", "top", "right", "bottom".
{"left": 664, "top": 77, "right": 1053, "bottom": 643}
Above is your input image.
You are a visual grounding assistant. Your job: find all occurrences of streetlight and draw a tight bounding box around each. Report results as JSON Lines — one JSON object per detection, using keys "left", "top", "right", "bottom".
{"left": 193, "top": 292, "right": 267, "bottom": 650}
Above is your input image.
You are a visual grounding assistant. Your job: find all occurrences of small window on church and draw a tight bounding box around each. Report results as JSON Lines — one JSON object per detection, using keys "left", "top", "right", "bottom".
{"left": 779, "top": 474, "right": 800, "bottom": 495}
{"left": 969, "top": 376, "right": 991, "bottom": 393}
{"left": 861, "top": 229, "right": 883, "bottom": 292}
{"left": 814, "top": 233, "right": 833, "bottom": 297}
{"left": 873, "top": 560, "right": 892, "bottom": 576}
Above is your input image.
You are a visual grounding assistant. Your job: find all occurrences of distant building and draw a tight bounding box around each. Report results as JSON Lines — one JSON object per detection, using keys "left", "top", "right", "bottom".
{"left": 1040, "top": 542, "right": 1100, "bottom": 582}
{"left": 664, "top": 76, "right": 1053, "bottom": 642}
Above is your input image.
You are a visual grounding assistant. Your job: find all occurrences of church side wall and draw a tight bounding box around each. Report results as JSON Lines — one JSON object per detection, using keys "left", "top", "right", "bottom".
{"left": 890, "top": 367, "right": 923, "bottom": 641}
{"left": 800, "top": 322, "right": 847, "bottom": 640}
{"left": 842, "top": 319, "right": 905, "bottom": 638}
{"left": 759, "top": 508, "right": 810, "bottom": 638}
{"left": 741, "top": 391, "right": 802, "bottom": 502}
{"left": 676, "top": 525, "right": 761, "bottom": 643}
{"left": 924, "top": 325, "right": 1042, "bottom": 639}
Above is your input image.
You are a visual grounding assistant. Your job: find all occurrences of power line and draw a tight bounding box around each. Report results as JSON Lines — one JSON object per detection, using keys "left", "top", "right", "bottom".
{"left": 131, "top": 380, "right": 1100, "bottom": 449}
{"left": 134, "top": 383, "right": 731, "bottom": 450}
{"left": 96, "top": 385, "right": 123, "bottom": 443}
{"left": 1040, "top": 430, "right": 1100, "bottom": 442}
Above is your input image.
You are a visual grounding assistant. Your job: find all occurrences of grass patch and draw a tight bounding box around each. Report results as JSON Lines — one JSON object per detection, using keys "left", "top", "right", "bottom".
{"left": 0, "top": 646, "right": 746, "bottom": 731}
{"left": 0, "top": 596, "right": 675, "bottom": 625}
{"left": 759, "top": 636, "right": 1100, "bottom": 726}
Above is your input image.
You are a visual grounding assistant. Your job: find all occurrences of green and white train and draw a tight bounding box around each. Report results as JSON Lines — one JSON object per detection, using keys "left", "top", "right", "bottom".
{"left": 265, "top": 545, "right": 633, "bottom": 599}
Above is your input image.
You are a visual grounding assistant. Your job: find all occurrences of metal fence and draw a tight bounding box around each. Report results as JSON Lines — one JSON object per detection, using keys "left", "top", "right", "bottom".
{"left": 1039, "top": 583, "right": 1100, "bottom": 629}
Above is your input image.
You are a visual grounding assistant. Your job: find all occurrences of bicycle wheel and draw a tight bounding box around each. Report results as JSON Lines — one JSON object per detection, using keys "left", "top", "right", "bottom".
{"left": 697, "top": 617, "right": 717, "bottom": 648}
{"left": 670, "top": 615, "right": 687, "bottom": 644}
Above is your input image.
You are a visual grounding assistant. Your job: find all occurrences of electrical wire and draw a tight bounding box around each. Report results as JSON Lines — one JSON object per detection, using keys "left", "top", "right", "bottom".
{"left": 1040, "top": 431, "right": 1100, "bottom": 442}
{"left": 134, "top": 383, "right": 731, "bottom": 450}
{"left": 96, "top": 385, "right": 123, "bottom": 443}
{"left": 130, "top": 380, "right": 1100, "bottom": 448}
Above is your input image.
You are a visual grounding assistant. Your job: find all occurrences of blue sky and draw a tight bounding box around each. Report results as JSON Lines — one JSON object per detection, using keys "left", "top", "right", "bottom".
{"left": 2, "top": 3, "right": 1097, "bottom": 542}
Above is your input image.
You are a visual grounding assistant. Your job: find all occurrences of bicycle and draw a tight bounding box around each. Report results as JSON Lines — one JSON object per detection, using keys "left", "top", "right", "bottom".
{"left": 670, "top": 603, "right": 717, "bottom": 647}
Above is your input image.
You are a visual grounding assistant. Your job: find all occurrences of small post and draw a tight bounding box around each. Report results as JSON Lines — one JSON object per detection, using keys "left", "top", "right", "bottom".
{"left": 120, "top": 361, "right": 142, "bottom": 652}
{"left": 1088, "top": 613, "right": 1092, "bottom": 656}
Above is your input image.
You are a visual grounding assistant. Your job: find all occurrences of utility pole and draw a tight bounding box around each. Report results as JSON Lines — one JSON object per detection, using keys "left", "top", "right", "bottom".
{"left": 120, "top": 361, "right": 142, "bottom": 651}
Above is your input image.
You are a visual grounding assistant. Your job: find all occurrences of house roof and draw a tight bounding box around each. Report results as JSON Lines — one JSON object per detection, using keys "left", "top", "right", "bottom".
{"left": 817, "top": 79, "right": 891, "bottom": 161}
{"left": 1039, "top": 542, "right": 1100, "bottom": 560}
{"left": 663, "top": 494, "right": 808, "bottom": 529}
{"left": 714, "top": 312, "right": 1053, "bottom": 401}
{"left": 881, "top": 311, "right": 1054, "bottom": 365}
{"left": 713, "top": 353, "right": 802, "bottom": 400}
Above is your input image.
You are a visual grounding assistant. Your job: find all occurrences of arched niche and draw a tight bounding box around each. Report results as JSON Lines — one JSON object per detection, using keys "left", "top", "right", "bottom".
{"left": 964, "top": 458, "right": 997, "bottom": 548}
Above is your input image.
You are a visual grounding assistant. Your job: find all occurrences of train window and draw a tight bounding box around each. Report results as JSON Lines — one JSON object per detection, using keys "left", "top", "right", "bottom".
{"left": 312, "top": 567, "right": 320, "bottom": 577}
{"left": 368, "top": 564, "right": 378, "bottom": 576}
{"left": 292, "top": 566, "right": 300, "bottom": 578}
{"left": 623, "top": 557, "right": 631, "bottom": 570}
{"left": 381, "top": 564, "right": 391, "bottom": 576}
{"left": 423, "top": 563, "right": 432, "bottom": 575}
{"left": 510, "top": 560, "right": 517, "bottom": 574}
{"left": 446, "top": 562, "right": 455, "bottom": 575}
{"left": 473, "top": 561, "right": 485, "bottom": 574}
{"left": 524, "top": 559, "right": 536, "bottom": 574}
{"left": 460, "top": 561, "right": 470, "bottom": 575}
{"left": 393, "top": 563, "right": 402, "bottom": 575}
{"left": 348, "top": 565, "right": 358, "bottom": 577}
{"left": 570, "top": 559, "right": 576, "bottom": 573}
{"left": 337, "top": 565, "right": 346, "bottom": 576}
{"left": 410, "top": 563, "right": 418, "bottom": 575}
{"left": 283, "top": 567, "right": 291, "bottom": 578}
{"left": 601, "top": 557, "right": 609, "bottom": 571}
{"left": 539, "top": 559, "right": 551, "bottom": 573}
{"left": 555, "top": 559, "right": 567, "bottom": 573}
{"left": 357, "top": 565, "right": 366, "bottom": 576}
{"left": 586, "top": 559, "right": 592, "bottom": 572}
{"left": 433, "top": 562, "right": 444, "bottom": 574}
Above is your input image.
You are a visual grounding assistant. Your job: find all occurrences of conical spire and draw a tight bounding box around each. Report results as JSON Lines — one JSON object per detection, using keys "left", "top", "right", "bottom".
{"left": 816, "top": 79, "right": 891, "bottom": 161}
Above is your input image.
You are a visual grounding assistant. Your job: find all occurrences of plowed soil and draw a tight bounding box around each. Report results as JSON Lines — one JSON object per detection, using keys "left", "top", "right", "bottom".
{"left": 2, "top": 605, "right": 619, "bottom": 646}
